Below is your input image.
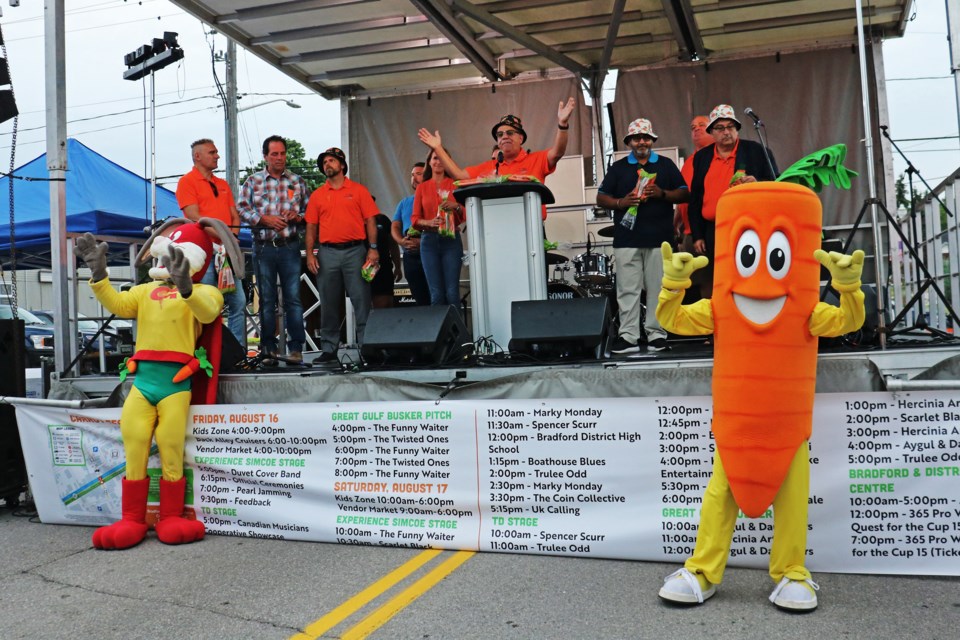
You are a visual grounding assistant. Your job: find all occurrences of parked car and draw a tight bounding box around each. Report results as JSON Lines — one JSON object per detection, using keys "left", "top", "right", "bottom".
{"left": 31, "top": 310, "right": 134, "bottom": 357}
{"left": 0, "top": 305, "right": 55, "bottom": 367}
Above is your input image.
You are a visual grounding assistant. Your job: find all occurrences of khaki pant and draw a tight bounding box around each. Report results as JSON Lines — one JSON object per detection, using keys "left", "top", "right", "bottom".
{"left": 612, "top": 246, "right": 666, "bottom": 344}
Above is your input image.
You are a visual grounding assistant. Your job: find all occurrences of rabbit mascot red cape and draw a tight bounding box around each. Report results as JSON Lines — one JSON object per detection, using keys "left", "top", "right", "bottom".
{"left": 75, "top": 218, "right": 244, "bottom": 550}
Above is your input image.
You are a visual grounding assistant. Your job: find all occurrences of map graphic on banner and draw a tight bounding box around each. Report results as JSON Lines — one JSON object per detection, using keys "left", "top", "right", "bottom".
{"left": 15, "top": 392, "right": 960, "bottom": 575}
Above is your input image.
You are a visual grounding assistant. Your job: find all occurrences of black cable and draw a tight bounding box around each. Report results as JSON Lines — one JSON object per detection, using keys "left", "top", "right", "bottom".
{"left": 1, "top": 21, "right": 19, "bottom": 315}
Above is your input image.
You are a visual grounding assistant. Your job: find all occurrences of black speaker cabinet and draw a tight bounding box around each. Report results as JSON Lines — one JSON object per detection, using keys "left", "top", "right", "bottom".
{"left": 361, "top": 305, "right": 469, "bottom": 365}
{"left": 510, "top": 297, "right": 610, "bottom": 359}
{"left": 0, "top": 319, "right": 27, "bottom": 505}
{"left": 219, "top": 327, "right": 248, "bottom": 372}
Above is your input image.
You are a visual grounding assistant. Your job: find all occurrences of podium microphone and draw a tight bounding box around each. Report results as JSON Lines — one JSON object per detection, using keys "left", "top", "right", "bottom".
{"left": 744, "top": 107, "right": 762, "bottom": 124}
{"left": 495, "top": 151, "right": 504, "bottom": 175}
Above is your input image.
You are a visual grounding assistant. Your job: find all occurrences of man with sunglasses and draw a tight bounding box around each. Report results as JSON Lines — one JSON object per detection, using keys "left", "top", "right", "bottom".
{"left": 176, "top": 138, "right": 248, "bottom": 347}
{"left": 687, "top": 104, "right": 778, "bottom": 298}
{"left": 417, "top": 97, "right": 577, "bottom": 219}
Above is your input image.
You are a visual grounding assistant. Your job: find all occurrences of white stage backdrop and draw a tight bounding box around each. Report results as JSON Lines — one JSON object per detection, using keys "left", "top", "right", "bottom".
{"left": 16, "top": 392, "right": 960, "bottom": 575}
{"left": 612, "top": 46, "right": 875, "bottom": 229}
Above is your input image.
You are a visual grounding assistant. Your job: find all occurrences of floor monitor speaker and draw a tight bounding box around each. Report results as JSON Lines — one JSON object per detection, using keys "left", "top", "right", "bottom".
{"left": 509, "top": 297, "right": 610, "bottom": 359}
{"left": 361, "top": 305, "right": 469, "bottom": 365}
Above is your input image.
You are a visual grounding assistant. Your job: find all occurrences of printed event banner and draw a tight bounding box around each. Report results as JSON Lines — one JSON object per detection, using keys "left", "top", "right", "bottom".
{"left": 15, "top": 391, "right": 960, "bottom": 575}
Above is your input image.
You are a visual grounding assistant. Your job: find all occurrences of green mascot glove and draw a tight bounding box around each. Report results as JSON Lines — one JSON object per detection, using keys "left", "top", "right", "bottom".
{"left": 661, "top": 241, "right": 709, "bottom": 290}
{"left": 75, "top": 232, "right": 109, "bottom": 282}
{"left": 813, "top": 249, "right": 865, "bottom": 292}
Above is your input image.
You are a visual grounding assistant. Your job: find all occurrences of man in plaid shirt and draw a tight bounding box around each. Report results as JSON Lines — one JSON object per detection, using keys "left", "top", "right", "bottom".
{"left": 237, "top": 135, "right": 311, "bottom": 365}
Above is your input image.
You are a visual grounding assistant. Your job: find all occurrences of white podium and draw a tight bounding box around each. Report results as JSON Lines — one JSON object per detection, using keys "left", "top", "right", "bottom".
{"left": 454, "top": 182, "right": 555, "bottom": 350}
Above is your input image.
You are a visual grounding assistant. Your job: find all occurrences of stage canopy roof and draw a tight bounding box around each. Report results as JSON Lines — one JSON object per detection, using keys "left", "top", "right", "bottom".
{"left": 169, "top": 0, "right": 914, "bottom": 98}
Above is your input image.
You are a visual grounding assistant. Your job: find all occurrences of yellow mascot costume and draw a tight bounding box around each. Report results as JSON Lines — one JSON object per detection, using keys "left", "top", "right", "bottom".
{"left": 76, "top": 218, "right": 243, "bottom": 550}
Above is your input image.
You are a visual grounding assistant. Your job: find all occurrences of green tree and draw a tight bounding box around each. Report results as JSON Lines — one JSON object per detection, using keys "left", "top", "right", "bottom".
{"left": 241, "top": 138, "right": 325, "bottom": 192}
{"left": 895, "top": 172, "right": 927, "bottom": 214}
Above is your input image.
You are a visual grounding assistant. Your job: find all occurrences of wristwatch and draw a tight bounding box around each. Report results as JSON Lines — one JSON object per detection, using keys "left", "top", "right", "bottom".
{"left": 370, "top": 243, "right": 378, "bottom": 249}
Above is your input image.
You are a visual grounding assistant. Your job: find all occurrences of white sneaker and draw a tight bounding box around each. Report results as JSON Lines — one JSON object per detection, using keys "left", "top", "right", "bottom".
{"left": 658, "top": 568, "right": 716, "bottom": 604}
{"left": 769, "top": 577, "right": 819, "bottom": 611}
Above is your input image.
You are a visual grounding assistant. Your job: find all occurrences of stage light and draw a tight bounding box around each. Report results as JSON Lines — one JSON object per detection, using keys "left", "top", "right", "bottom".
{"left": 124, "top": 44, "right": 152, "bottom": 68}
{"left": 122, "top": 33, "right": 184, "bottom": 81}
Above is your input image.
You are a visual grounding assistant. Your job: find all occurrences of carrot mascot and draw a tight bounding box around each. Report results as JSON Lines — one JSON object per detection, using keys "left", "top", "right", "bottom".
{"left": 75, "top": 218, "right": 244, "bottom": 550}
{"left": 656, "top": 146, "right": 864, "bottom": 610}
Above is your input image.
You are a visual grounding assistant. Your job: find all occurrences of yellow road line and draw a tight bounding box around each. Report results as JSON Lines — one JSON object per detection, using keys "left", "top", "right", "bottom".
{"left": 290, "top": 548, "right": 443, "bottom": 640}
{"left": 341, "top": 550, "right": 476, "bottom": 640}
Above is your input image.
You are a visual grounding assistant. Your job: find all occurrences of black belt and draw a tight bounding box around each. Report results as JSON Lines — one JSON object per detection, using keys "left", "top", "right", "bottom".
{"left": 321, "top": 240, "right": 365, "bottom": 249}
{"left": 255, "top": 235, "right": 298, "bottom": 247}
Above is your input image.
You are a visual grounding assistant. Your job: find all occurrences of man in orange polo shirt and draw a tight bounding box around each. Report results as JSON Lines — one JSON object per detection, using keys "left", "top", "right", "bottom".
{"left": 417, "top": 97, "right": 577, "bottom": 219}
{"left": 304, "top": 147, "right": 379, "bottom": 364}
{"left": 687, "top": 104, "right": 778, "bottom": 298}
{"left": 175, "top": 138, "right": 247, "bottom": 346}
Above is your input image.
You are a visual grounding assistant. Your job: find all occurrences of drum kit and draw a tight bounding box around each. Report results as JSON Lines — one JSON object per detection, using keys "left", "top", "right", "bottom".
{"left": 546, "top": 226, "right": 617, "bottom": 309}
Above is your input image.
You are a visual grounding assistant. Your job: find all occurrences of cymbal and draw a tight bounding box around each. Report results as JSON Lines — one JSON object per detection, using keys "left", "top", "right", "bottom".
{"left": 545, "top": 252, "right": 569, "bottom": 265}
{"left": 597, "top": 225, "right": 615, "bottom": 238}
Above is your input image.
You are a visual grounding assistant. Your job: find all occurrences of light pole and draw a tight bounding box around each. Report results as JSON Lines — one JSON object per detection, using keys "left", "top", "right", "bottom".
{"left": 239, "top": 98, "right": 301, "bottom": 113}
{"left": 224, "top": 90, "right": 301, "bottom": 193}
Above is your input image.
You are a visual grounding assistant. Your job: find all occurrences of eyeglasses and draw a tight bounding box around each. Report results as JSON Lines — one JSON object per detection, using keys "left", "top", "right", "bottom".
{"left": 496, "top": 129, "right": 520, "bottom": 139}
{"left": 711, "top": 124, "right": 738, "bottom": 133}
{"left": 207, "top": 180, "right": 219, "bottom": 198}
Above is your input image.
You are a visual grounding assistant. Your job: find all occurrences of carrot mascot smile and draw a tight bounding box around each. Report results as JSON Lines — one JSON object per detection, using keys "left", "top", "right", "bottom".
{"left": 655, "top": 146, "right": 865, "bottom": 611}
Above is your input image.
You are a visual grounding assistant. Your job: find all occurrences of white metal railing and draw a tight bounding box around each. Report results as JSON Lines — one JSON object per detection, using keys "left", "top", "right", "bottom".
{"left": 889, "top": 167, "right": 960, "bottom": 335}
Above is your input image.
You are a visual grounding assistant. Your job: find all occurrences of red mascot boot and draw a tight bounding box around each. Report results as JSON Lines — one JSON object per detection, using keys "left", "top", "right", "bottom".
{"left": 155, "top": 476, "right": 205, "bottom": 545}
{"left": 92, "top": 477, "right": 150, "bottom": 550}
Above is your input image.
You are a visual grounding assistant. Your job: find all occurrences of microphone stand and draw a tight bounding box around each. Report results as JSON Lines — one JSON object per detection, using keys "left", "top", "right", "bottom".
{"left": 747, "top": 113, "right": 778, "bottom": 179}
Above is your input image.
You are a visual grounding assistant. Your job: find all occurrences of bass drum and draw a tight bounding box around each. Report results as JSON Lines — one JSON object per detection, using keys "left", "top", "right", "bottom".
{"left": 546, "top": 281, "right": 588, "bottom": 301}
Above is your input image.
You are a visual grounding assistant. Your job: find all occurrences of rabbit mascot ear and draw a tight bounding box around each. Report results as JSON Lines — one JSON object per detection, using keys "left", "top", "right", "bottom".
{"left": 136, "top": 217, "right": 245, "bottom": 282}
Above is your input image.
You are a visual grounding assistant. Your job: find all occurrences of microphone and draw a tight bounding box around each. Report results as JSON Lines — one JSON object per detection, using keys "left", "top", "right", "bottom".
{"left": 744, "top": 107, "right": 761, "bottom": 123}
{"left": 495, "top": 151, "right": 504, "bottom": 175}
{"left": 586, "top": 232, "right": 592, "bottom": 255}
{"left": 142, "top": 217, "right": 170, "bottom": 235}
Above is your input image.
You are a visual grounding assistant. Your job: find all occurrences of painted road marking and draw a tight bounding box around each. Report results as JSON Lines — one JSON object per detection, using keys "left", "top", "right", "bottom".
{"left": 290, "top": 548, "right": 444, "bottom": 639}
{"left": 341, "top": 550, "right": 476, "bottom": 640}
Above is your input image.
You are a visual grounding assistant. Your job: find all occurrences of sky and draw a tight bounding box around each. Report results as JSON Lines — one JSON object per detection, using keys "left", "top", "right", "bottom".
{"left": 0, "top": 0, "right": 341, "bottom": 189}
{"left": 0, "top": 0, "right": 957, "bottom": 196}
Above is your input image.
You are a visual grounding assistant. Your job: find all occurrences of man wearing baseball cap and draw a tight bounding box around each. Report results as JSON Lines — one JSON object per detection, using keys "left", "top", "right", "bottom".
{"left": 687, "top": 104, "right": 778, "bottom": 298}
{"left": 304, "top": 147, "right": 380, "bottom": 364}
{"left": 417, "top": 97, "right": 577, "bottom": 219}
{"left": 596, "top": 118, "right": 688, "bottom": 355}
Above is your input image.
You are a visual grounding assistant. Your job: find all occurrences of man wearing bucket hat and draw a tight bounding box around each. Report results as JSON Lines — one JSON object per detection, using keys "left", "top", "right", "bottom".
{"left": 596, "top": 117, "right": 688, "bottom": 354}
{"left": 417, "top": 97, "right": 577, "bottom": 219}
{"left": 304, "top": 147, "right": 380, "bottom": 364}
{"left": 687, "top": 104, "right": 778, "bottom": 298}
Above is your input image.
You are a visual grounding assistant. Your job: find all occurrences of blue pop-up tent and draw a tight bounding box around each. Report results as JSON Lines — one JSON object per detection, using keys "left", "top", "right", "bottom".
{"left": 0, "top": 139, "right": 182, "bottom": 269}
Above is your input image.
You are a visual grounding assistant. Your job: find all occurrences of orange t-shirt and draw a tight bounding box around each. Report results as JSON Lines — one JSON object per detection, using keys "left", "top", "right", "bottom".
{"left": 304, "top": 177, "right": 378, "bottom": 243}
{"left": 700, "top": 139, "right": 739, "bottom": 222}
{"left": 175, "top": 167, "right": 234, "bottom": 227}
{"left": 466, "top": 148, "right": 555, "bottom": 220}
{"left": 411, "top": 176, "right": 465, "bottom": 230}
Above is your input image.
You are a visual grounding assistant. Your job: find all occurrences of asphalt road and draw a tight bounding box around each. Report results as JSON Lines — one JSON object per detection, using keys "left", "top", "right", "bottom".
{"left": 1, "top": 503, "right": 957, "bottom": 640}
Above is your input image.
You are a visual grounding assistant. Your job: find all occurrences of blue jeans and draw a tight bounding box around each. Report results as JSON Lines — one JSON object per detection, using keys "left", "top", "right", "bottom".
{"left": 201, "top": 257, "right": 247, "bottom": 347}
{"left": 402, "top": 250, "right": 430, "bottom": 306}
{"left": 420, "top": 231, "right": 463, "bottom": 307}
{"left": 253, "top": 239, "right": 306, "bottom": 354}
